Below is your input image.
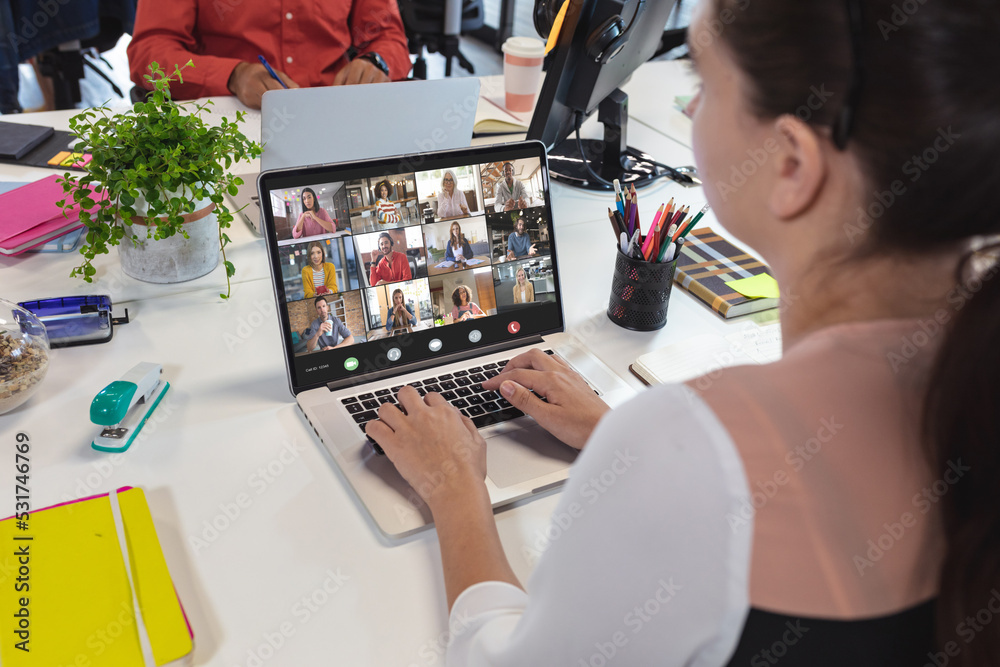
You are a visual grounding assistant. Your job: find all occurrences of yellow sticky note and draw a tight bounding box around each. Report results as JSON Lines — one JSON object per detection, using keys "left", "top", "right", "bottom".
{"left": 47, "top": 150, "right": 71, "bottom": 166}
{"left": 726, "top": 273, "right": 780, "bottom": 299}
{"left": 545, "top": 1, "right": 570, "bottom": 54}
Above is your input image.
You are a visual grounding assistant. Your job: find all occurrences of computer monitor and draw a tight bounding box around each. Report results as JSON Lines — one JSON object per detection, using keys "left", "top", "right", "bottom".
{"left": 526, "top": 0, "right": 694, "bottom": 191}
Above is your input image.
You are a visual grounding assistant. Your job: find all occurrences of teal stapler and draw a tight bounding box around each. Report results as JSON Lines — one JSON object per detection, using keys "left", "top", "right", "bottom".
{"left": 90, "top": 362, "right": 169, "bottom": 452}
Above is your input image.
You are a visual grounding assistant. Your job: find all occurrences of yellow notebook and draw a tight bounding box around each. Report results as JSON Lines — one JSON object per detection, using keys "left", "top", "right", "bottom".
{"left": 0, "top": 487, "right": 193, "bottom": 666}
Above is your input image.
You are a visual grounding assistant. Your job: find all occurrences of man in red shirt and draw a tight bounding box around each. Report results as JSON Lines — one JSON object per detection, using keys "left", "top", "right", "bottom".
{"left": 368, "top": 232, "right": 412, "bottom": 286}
{"left": 127, "top": 0, "right": 411, "bottom": 108}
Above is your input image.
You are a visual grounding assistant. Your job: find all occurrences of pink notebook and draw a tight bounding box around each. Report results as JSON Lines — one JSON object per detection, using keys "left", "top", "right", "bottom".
{"left": 0, "top": 174, "right": 84, "bottom": 255}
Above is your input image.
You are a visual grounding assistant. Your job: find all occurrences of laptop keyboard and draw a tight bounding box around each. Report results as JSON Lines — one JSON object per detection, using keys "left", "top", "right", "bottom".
{"left": 341, "top": 350, "right": 558, "bottom": 455}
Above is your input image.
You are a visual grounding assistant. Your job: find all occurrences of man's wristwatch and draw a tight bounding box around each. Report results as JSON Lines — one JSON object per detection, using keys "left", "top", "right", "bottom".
{"left": 357, "top": 52, "right": 390, "bottom": 77}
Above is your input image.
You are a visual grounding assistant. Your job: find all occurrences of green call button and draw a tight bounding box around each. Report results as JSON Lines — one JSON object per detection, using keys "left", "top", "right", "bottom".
{"left": 344, "top": 357, "right": 359, "bottom": 372}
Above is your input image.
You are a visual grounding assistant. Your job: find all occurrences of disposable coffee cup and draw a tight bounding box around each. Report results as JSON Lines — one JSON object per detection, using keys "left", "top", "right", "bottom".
{"left": 501, "top": 37, "right": 545, "bottom": 113}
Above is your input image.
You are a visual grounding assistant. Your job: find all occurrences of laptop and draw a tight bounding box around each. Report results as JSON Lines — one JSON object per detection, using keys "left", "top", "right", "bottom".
{"left": 231, "top": 79, "right": 482, "bottom": 234}
{"left": 258, "top": 141, "right": 635, "bottom": 538}
{"left": 262, "top": 78, "right": 480, "bottom": 172}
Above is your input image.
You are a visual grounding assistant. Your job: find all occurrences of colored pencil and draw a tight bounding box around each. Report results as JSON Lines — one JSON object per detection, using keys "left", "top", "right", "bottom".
{"left": 640, "top": 204, "right": 665, "bottom": 259}
{"left": 678, "top": 204, "right": 710, "bottom": 240}
{"left": 608, "top": 207, "right": 622, "bottom": 239}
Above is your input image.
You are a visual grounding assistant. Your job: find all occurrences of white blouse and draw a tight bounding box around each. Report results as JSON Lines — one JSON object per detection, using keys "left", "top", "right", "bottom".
{"left": 447, "top": 384, "right": 753, "bottom": 666}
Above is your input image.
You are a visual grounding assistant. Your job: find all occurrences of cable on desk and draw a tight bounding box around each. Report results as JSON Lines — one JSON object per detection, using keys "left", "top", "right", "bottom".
{"left": 573, "top": 111, "right": 694, "bottom": 188}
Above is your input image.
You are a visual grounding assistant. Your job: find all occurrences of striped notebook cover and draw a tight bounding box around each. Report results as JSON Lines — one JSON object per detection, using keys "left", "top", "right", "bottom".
{"left": 673, "top": 227, "right": 779, "bottom": 318}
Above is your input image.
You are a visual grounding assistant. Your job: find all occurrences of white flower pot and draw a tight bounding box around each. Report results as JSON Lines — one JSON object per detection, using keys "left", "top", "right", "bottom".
{"left": 117, "top": 188, "right": 220, "bottom": 284}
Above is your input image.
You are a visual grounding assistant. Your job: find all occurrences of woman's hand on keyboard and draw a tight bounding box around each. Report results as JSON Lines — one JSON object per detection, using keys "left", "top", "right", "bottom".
{"left": 367, "top": 387, "right": 487, "bottom": 509}
{"left": 483, "top": 349, "right": 610, "bottom": 450}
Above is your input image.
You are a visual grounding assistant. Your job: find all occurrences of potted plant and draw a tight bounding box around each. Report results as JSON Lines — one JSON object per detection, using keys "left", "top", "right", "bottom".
{"left": 58, "top": 61, "right": 262, "bottom": 299}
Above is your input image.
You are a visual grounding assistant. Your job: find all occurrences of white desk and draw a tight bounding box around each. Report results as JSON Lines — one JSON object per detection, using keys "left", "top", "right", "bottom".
{"left": 0, "top": 72, "right": 762, "bottom": 666}
{"left": 622, "top": 60, "right": 700, "bottom": 150}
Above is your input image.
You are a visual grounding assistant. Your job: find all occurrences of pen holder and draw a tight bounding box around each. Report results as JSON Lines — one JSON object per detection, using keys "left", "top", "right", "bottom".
{"left": 607, "top": 250, "right": 677, "bottom": 331}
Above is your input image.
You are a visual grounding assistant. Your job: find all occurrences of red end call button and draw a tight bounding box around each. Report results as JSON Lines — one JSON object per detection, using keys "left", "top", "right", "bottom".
{"left": 507, "top": 321, "right": 520, "bottom": 334}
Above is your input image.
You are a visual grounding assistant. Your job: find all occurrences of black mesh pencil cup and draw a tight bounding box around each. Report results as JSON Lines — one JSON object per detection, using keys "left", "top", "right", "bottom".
{"left": 607, "top": 250, "right": 677, "bottom": 331}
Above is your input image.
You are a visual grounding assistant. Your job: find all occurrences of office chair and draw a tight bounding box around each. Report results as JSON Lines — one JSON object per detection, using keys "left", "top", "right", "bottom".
{"left": 397, "top": 0, "right": 485, "bottom": 79}
{"left": 35, "top": 12, "right": 134, "bottom": 110}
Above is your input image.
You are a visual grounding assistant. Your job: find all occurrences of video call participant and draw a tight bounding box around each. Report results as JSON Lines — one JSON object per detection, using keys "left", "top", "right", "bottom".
{"left": 292, "top": 188, "right": 337, "bottom": 238}
{"left": 445, "top": 222, "right": 474, "bottom": 266}
{"left": 301, "top": 241, "right": 338, "bottom": 298}
{"left": 375, "top": 180, "right": 401, "bottom": 225}
{"left": 436, "top": 170, "right": 470, "bottom": 219}
{"left": 512, "top": 268, "right": 534, "bottom": 303}
{"left": 303, "top": 296, "right": 354, "bottom": 352}
{"left": 369, "top": 232, "right": 412, "bottom": 286}
{"left": 385, "top": 288, "right": 417, "bottom": 332}
{"left": 450, "top": 286, "right": 485, "bottom": 322}
{"left": 493, "top": 162, "right": 528, "bottom": 212}
{"left": 127, "top": 0, "right": 411, "bottom": 109}
{"left": 506, "top": 217, "right": 537, "bottom": 260}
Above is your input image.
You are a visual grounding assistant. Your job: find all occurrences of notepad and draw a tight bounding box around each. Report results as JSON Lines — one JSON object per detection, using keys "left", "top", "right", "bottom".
{"left": 629, "top": 325, "right": 782, "bottom": 386}
{"left": 0, "top": 487, "right": 194, "bottom": 666}
{"left": 474, "top": 76, "right": 534, "bottom": 135}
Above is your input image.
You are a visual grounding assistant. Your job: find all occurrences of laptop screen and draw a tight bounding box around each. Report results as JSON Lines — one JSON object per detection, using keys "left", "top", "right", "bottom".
{"left": 258, "top": 141, "right": 564, "bottom": 393}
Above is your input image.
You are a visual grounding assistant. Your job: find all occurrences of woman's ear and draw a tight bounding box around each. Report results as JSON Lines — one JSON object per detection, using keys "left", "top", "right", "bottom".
{"left": 768, "top": 115, "right": 827, "bottom": 221}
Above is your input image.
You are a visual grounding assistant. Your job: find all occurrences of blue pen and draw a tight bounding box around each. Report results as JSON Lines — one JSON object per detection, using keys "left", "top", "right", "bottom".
{"left": 257, "top": 55, "right": 289, "bottom": 89}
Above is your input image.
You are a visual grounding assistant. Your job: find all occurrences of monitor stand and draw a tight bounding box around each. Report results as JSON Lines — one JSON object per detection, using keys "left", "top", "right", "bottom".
{"left": 547, "top": 89, "right": 698, "bottom": 191}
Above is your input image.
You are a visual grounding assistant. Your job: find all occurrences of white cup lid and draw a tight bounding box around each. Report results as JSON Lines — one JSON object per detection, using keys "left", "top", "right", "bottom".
{"left": 502, "top": 36, "right": 546, "bottom": 59}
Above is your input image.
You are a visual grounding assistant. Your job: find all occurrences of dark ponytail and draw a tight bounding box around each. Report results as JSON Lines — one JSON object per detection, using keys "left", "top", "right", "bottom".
{"left": 714, "top": 0, "right": 1000, "bottom": 662}
{"left": 924, "top": 249, "right": 1000, "bottom": 665}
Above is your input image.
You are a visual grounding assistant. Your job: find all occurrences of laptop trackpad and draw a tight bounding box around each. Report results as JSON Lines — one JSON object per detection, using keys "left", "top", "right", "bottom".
{"left": 485, "top": 424, "right": 578, "bottom": 488}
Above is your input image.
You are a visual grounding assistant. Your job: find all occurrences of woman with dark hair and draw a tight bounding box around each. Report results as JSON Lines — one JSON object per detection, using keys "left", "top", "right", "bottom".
{"left": 444, "top": 221, "right": 473, "bottom": 266}
{"left": 291, "top": 187, "right": 337, "bottom": 238}
{"left": 384, "top": 288, "right": 417, "bottom": 332}
{"left": 449, "top": 285, "right": 484, "bottom": 322}
{"left": 374, "top": 179, "right": 401, "bottom": 225}
{"left": 300, "top": 241, "right": 338, "bottom": 298}
{"left": 367, "top": 1, "right": 1000, "bottom": 664}
{"left": 368, "top": 231, "right": 411, "bottom": 286}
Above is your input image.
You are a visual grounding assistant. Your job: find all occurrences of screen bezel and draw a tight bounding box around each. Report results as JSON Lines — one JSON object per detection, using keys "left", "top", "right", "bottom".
{"left": 258, "top": 141, "right": 566, "bottom": 395}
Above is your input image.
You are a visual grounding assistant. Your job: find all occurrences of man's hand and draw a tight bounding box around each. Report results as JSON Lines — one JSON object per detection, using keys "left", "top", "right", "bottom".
{"left": 334, "top": 58, "right": 390, "bottom": 86}
{"left": 528, "top": 243, "right": 538, "bottom": 256}
{"left": 482, "top": 349, "right": 610, "bottom": 450}
{"left": 227, "top": 62, "right": 298, "bottom": 109}
{"left": 320, "top": 320, "right": 333, "bottom": 334}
